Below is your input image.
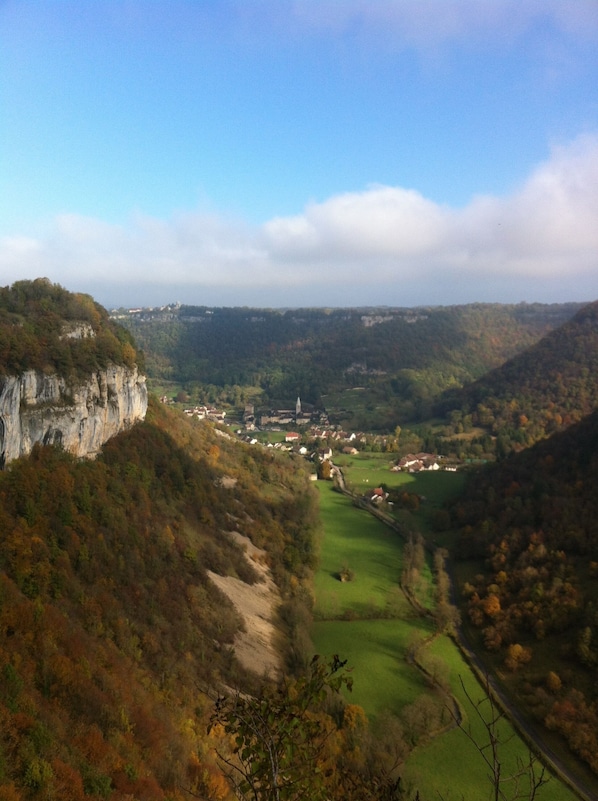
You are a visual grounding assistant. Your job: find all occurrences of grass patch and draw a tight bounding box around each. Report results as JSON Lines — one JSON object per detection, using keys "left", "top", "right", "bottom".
{"left": 402, "top": 636, "right": 578, "bottom": 801}
{"left": 313, "top": 482, "right": 437, "bottom": 720}
{"left": 335, "top": 452, "right": 465, "bottom": 505}
{"left": 253, "top": 429, "right": 288, "bottom": 444}
{"left": 312, "top": 478, "right": 580, "bottom": 801}
{"left": 333, "top": 451, "right": 402, "bottom": 493}
{"left": 336, "top": 452, "right": 467, "bottom": 550}
{"left": 314, "top": 483, "right": 411, "bottom": 619}
{"left": 311, "top": 618, "right": 433, "bottom": 718}
{"left": 313, "top": 482, "right": 434, "bottom": 719}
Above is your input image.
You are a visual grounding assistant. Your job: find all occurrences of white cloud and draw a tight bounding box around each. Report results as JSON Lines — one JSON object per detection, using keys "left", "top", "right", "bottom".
{"left": 289, "top": 0, "right": 598, "bottom": 50}
{"left": 261, "top": 133, "right": 598, "bottom": 286}
{"left": 1, "top": 134, "right": 597, "bottom": 306}
{"left": 505, "top": 135, "right": 598, "bottom": 256}
{"left": 265, "top": 187, "right": 449, "bottom": 258}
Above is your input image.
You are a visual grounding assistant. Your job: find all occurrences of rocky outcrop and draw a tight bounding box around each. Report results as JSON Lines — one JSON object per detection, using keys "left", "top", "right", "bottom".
{"left": 0, "top": 365, "right": 148, "bottom": 467}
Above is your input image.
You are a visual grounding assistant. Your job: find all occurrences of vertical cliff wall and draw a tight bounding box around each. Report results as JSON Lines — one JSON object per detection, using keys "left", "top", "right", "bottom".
{"left": 0, "top": 365, "right": 148, "bottom": 467}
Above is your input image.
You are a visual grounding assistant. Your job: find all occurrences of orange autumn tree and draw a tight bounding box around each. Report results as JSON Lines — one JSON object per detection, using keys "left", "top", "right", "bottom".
{"left": 208, "top": 656, "right": 406, "bottom": 801}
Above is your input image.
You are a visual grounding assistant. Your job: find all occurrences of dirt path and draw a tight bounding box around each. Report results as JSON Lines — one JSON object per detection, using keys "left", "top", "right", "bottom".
{"left": 208, "top": 531, "right": 282, "bottom": 679}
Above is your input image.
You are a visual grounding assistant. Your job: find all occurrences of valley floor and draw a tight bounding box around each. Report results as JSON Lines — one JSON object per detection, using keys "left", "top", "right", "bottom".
{"left": 311, "top": 479, "right": 580, "bottom": 801}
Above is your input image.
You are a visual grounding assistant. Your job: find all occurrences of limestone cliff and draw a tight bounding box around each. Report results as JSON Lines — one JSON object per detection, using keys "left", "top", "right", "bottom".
{"left": 0, "top": 365, "right": 148, "bottom": 467}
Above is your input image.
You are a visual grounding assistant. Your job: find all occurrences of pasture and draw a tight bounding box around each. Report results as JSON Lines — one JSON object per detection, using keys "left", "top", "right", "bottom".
{"left": 312, "top": 482, "right": 434, "bottom": 717}
{"left": 311, "top": 618, "right": 433, "bottom": 717}
{"left": 313, "top": 483, "right": 415, "bottom": 619}
{"left": 311, "top": 478, "right": 579, "bottom": 801}
{"left": 333, "top": 450, "right": 466, "bottom": 546}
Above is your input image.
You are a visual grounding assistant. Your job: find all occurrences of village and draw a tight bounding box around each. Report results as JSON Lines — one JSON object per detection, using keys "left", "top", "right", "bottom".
{"left": 236, "top": 396, "right": 461, "bottom": 475}
{"left": 161, "top": 393, "right": 462, "bottom": 483}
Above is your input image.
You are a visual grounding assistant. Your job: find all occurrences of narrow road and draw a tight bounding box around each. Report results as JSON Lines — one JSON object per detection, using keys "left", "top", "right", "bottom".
{"left": 455, "top": 623, "right": 595, "bottom": 801}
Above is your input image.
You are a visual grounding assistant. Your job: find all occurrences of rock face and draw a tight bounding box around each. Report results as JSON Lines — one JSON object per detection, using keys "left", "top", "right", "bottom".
{"left": 0, "top": 365, "right": 148, "bottom": 467}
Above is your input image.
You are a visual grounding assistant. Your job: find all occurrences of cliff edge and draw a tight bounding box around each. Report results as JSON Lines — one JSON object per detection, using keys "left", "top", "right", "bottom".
{"left": 0, "top": 364, "right": 148, "bottom": 466}
{"left": 0, "top": 278, "right": 148, "bottom": 466}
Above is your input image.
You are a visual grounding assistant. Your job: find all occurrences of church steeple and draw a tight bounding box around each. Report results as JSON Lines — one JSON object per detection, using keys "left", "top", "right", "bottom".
{"left": 296, "top": 396, "right": 301, "bottom": 416}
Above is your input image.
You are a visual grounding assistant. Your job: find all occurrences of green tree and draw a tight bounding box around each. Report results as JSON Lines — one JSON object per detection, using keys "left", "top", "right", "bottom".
{"left": 208, "top": 655, "right": 410, "bottom": 801}
{"left": 209, "top": 655, "right": 352, "bottom": 801}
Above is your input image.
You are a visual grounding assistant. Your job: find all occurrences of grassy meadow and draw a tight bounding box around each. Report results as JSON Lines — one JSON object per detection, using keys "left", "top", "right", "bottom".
{"left": 313, "top": 484, "right": 415, "bottom": 619}
{"left": 312, "top": 618, "right": 433, "bottom": 717}
{"left": 332, "top": 450, "right": 401, "bottom": 492}
{"left": 402, "top": 636, "right": 578, "bottom": 801}
{"left": 311, "top": 473, "right": 579, "bottom": 801}
{"left": 312, "top": 481, "right": 435, "bottom": 717}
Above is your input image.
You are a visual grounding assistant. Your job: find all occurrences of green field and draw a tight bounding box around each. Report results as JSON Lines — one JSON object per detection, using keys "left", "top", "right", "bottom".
{"left": 334, "top": 450, "right": 465, "bottom": 501}
{"left": 312, "top": 618, "right": 433, "bottom": 717}
{"left": 332, "top": 450, "right": 403, "bottom": 493}
{"left": 312, "top": 482, "right": 435, "bottom": 717}
{"left": 402, "top": 636, "right": 578, "bottom": 801}
{"left": 313, "top": 483, "right": 416, "bottom": 619}
{"left": 334, "top": 451, "right": 467, "bottom": 546}
{"left": 311, "top": 478, "right": 579, "bottom": 801}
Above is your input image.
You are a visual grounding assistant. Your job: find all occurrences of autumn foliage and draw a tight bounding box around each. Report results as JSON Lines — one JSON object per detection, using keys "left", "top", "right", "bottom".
{"left": 437, "top": 300, "right": 598, "bottom": 456}
{"left": 0, "top": 398, "right": 320, "bottom": 799}
{"left": 453, "top": 405, "right": 598, "bottom": 775}
{"left": 0, "top": 279, "right": 141, "bottom": 379}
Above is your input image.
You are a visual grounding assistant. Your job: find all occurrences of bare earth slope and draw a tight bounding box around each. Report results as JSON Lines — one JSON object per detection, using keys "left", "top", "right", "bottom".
{"left": 208, "top": 531, "right": 282, "bottom": 678}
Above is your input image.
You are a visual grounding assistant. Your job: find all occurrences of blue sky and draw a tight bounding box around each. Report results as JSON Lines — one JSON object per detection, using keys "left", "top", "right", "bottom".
{"left": 1, "top": 1, "right": 598, "bottom": 309}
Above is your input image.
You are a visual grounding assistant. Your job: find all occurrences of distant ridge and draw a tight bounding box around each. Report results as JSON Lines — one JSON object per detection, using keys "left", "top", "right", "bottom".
{"left": 436, "top": 299, "right": 598, "bottom": 453}
{"left": 119, "top": 300, "right": 581, "bottom": 429}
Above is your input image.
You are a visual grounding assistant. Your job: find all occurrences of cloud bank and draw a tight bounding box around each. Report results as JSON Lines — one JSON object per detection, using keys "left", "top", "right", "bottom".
{"left": 1, "top": 134, "right": 597, "bottom": 308}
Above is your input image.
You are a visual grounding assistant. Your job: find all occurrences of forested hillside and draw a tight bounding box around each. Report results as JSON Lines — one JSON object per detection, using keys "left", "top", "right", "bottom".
{"left": 436, "top": 300, "right": 598, "bottom": 455}
{"left": 119, "top": 302, "right": 579, "bottom": 426}
{"left": 0, "top": 399, "right": 325, "bottom": 800}
{"left": 5, "top": 280, "right": 598, "bottom": 797}
{"left": 0, "top": 279, "right": 414, "bottom": 800}
{"left": 0, "top": 279, "right": 140, "bottom": 378}
{"left": 452, "top": 408, "right": 598, "bottom": 775}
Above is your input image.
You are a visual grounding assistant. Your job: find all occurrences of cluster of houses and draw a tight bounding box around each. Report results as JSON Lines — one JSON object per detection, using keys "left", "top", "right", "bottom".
{"left": 183, "top": 406, "right": 226, "bottom": 423}
{"left": 390, "top": 453, "right": 459, "bottom": 473}
{"left": 166, "top": 392, "right": 461, "bottom": 475}
{"left": 183, "top": 405, "right": 227, "bottom": 422}
{"left": 309, "top": 427, "right": 362, "bottom": 444}
{"left": 160, "top": 396, "right": 227, "bottom": 423}
{"left": 391, "top": 453, "right": 440, "bottom": 472}
{"left": 285, "top": 427, "right": 360, "bottom": 451}
{"left": 258, "top": 409, "right": 315, "bottom": 427}
{"left": 360, "top": 311, "right": 429, "bottom": 327}
{"left": 237, "top": 432, "right": 334, "bottom": 465}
